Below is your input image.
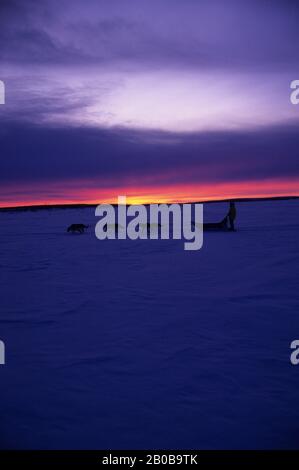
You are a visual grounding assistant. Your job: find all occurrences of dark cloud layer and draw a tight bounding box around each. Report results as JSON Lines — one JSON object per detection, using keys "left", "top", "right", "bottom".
{"left": 0, "top": 0, "right": 299, "bottom": 203}
{"left": 1, "top": 0, "right": 299, "bottom": 70}
{"left": 0, "top": 122, "right": 298, "bottom": 187}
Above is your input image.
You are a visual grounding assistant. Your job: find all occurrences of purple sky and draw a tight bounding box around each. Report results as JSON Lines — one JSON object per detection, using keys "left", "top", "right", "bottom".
{"left": 0, "top": 0, "right": 299, "bottom": 205}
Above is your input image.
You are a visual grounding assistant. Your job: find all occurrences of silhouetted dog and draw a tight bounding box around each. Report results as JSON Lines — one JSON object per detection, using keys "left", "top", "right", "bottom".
{"left": 203, "top": 216, "right": 228, "bottom": 230}
{"left": 67, "top": 224, "right": 88, "bottom": 233}
{"left": 143, "top": 222, "right": 162, "bottom": 233}
{"left": 192, "top": 216, "right": 228, "bottom": 231}
{"left": 103, "top": 223, "right": 122, "bottom": 233}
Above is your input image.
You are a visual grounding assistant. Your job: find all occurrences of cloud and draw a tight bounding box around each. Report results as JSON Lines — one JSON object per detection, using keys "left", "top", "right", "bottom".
{"left": 0, "top": 122, "right": 298, "bottom": 188}
{"left": 1, "top": 0, "right": 299, "bottom": 204}
{"left": 1, "top": 0, "right": 298, "bottom": 133}
{"left": 1, "top": 0, "right": 299, "bottom": 69}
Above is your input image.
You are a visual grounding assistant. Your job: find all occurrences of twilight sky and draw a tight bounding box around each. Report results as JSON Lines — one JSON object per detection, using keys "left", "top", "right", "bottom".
{"left": 0, "top": 0, "right": 298, "bottom": 206}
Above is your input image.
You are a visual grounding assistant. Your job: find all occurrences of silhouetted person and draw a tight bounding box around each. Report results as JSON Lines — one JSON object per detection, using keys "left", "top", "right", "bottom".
{"left": 227, "top": 202, "right": 236, "bottom": 231}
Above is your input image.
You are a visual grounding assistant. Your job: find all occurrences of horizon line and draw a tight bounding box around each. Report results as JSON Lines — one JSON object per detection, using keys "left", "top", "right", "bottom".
{"left": 1, "top": 195, "right": 298, "bottom": 212}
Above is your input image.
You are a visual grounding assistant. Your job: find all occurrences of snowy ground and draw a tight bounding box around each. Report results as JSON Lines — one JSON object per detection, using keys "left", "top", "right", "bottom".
{"left": 0, "top": 199, "right": 299, "bottom": 449}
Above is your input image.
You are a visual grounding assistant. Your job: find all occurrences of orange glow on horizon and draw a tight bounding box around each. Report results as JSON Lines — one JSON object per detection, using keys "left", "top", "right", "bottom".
{"left": 0, "top": 178, "right": 298, "bottom": 208}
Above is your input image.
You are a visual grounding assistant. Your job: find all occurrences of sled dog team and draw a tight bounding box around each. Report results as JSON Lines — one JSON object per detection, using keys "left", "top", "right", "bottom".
{"left": 67, "top": 202, "right": 237, "bottom": 234}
